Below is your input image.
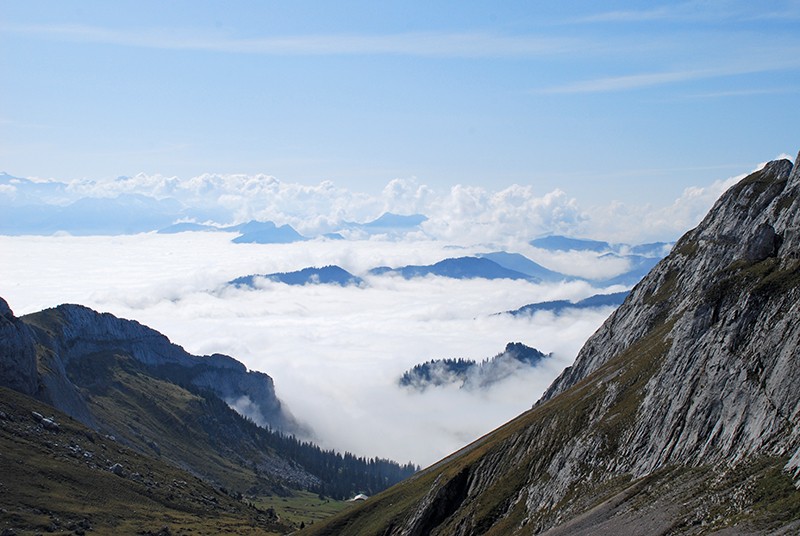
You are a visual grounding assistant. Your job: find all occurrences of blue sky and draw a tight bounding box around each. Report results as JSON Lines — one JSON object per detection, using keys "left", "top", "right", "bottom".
{"left": 2, "top": 0, "right": 799, "bottom": 207}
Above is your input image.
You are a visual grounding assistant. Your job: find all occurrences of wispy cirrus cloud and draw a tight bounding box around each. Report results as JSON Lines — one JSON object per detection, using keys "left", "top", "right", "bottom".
{"left": 572, "top": 6, "right": 678, "bottom": 23}
{"left": 538, "top": 55, "right": 800, "bottom": 94}
{"left": 675, "top": 87, "right": 800, "bottom": 99}
{"left": 573, "top": 1, "right": 800, "bottom": 24}
{"left": 1, "top": 22, "right": 577, "bottom": 58}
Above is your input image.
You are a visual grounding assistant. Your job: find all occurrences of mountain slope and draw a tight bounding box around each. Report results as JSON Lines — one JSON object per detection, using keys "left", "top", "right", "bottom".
{"left": 529, "top": 235, "right": 611, "bottom": 253}
{"left": 1, "top": 300, "right": 417, "bottom": 501}
{"left": 0, "top": 386, "right": 290, "bottom": 535}
{"left": 20, "top": 302, "right": 299, "bottom": 434}
{"left": 476, "top": 252, "right": 566, "bottom": 283}
{"left": 230, "top": 220, "right": 308, "bottom": 244}
{"left": 302, "top": 153, "right": 800, "bottom": 535}
{"left": 502, "top": 291, "right": 629, "bottom": 317}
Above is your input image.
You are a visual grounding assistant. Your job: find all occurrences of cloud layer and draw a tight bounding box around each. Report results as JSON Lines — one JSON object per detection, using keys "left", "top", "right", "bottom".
{"left": 1, "top": 166, "right": 750, "bottom": 245}
{"left": 1, "top": 233, "right": 619, "bottom": 467}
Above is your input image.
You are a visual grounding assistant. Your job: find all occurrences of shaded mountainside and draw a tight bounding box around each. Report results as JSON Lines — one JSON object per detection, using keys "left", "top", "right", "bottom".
{"left": 476, "top": 252, "right": 567, "bottom": 283}
{"left": 529, "top": 235, "right": 672, "bottom": 258}
{"left": 18, "top": 301, "right": 299, "bottom": 434}
{"left": 399, "top": 343, "right": 550, "bottom": 391}
{"left": 371, "top": 251, "right": 667, "bottom": 287}
{"left": 302, "top": 153, "right": 800, "bottom": 535}
{"left": 230, "top": 220, "right": 308, "bottom": 244}
{"left": 0, "top": 387, "right": 290, "bottom": 535}
{"left": 0, "top": 300, "right": 416, "bottom": 502}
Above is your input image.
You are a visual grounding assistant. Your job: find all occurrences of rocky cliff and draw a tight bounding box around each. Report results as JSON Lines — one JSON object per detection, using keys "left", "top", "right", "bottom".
{"left": 304, "top": 152, "right": 800, "bottom": 535}
{"left": 15, "top": 302, "right": 299, "bottom": 433}
{"left": 0, "top": 298, "right": 38, "bottom": 396}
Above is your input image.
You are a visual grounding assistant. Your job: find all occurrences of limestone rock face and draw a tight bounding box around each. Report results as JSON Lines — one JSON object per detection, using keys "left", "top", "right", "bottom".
{"left": 518, "top": 154, "right": 800, "bottom": 530}
{"left": 0, "top": 297, "right": 38, "bottom": 396}
{"left": 540, "top": 155, "right": 800, "bottom": 477}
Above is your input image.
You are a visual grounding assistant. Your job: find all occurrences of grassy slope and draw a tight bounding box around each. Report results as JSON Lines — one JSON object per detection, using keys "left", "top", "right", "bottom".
{"left": 0, "top": 386, "right": 290, "bottom": 536}
{"left": 62, "top": 350, "right": 285, "bottom": 495}
{"left": 12, "top": 307, "right": 412, "bottom": 531}
{"left": 22, "top": 305, "right": 304, "bottom": 496}
{"left": 253, "top": 491, "right": 353, "bottom": 528}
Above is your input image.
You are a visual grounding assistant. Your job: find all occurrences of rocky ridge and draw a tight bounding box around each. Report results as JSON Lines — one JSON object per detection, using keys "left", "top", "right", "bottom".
{"left": 0, "top": 298, "right": 38, "bottom": 396}
{"left": 303, "top": 152, "right": 800, "bottom": 535}
{"left": 18, "top": 302, "right": 299, "bottom": 433}
{"left": 539, "top": 157, "right": 800, "bottom": 477}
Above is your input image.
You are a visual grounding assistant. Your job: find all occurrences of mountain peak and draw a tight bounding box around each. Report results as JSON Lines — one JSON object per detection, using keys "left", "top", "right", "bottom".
{"left": 543, "top": 156, "right": 798, "bottom": 404}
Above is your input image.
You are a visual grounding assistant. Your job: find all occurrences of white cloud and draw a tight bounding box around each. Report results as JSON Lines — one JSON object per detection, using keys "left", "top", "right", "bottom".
{"left": 574, "top": 2, "right": 800, "bottom": 24}
{"left": 6, "top": 161, "right": 756, "bottom": 246}
{"left": 226, "top": 395, "right": 268, "bottom": 427}
{"left": 538, "top": 54, "right": 800, "bottom": 94}
{"left": 3, "top": 23, "right": 577, "bottom": 59}
{"left": 0, "top": 184, "right": 17, "bottom": 195}
{"left": 420, "top": 185, "right": 587, "bottom": 247}
{"left": 578, "top": 166, "right": 760, "bottom": 244}
{"left": 0, "top": 234, "right": 617, "bottom": 467}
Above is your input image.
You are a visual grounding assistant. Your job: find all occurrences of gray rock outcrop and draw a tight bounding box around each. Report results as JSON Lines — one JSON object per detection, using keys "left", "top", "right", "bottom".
{"left": 539, "top": 155, "right": 800, "bottom": 477}
{"left": 0, "top": 297, "right": 38, "bottom": 396}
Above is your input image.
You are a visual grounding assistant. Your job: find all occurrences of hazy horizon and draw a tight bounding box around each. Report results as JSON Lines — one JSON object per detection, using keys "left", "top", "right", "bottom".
{"left": 2, "top": 0, "right": 798, "bottom": 469}
{"left": 2, "top": 1, "right": 798, "bottom": 208}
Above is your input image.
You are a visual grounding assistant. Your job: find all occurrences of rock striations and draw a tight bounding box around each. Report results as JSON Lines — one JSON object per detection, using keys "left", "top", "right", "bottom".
{"left": 303, "top": 152, "right": 800, "bottom": 535}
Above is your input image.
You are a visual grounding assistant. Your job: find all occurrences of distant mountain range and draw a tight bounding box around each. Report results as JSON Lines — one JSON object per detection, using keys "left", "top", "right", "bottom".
{"left": 159, "top": 219, "right": 310, "bottom": 244}
{"left": 364, "top": 252, "right": 664, "bottom": 287}
{"left": 228, "top": 220, "right": 308, "bottom": 244}
{"left": 224, "top": 249, "right": 667, "bottom": 291}
{"left": 501, "top": 291, "right": 630, "bottom": 316}
{"left": 530, "top": 234, "right": 672, "bottom": 257}
{"left": 231, "top": 266, "right": 363, "bottom": 287}
{"left": 399, "top": 342, "right": 550, "bottom": 391}
{"left": 346, "top": 212, "right": 428, "bottom": 235}
{"left": 476, "top": 251, "right": 567, "bottom": 282}
{"left": 0, "top": 191, "right": 183, "bottom": 235}
{"left": 369, "top": 257, "right": 534, "bottom": 281}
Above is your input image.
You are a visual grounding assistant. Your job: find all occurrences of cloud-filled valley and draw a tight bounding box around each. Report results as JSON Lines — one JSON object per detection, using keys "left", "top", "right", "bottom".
{"left": 1, "top": 232, "right": 626, "bottom": 466}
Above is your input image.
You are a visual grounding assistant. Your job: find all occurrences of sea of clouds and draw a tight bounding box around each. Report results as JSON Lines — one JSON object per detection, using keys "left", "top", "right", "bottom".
{"left": 1, "top": 233, "right": 624, "bottom": 467}
{"left": 0, "top": 163, "right": 763, "bottom": 467}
